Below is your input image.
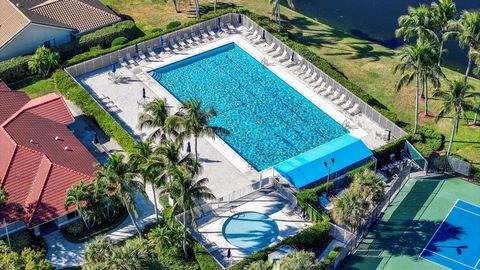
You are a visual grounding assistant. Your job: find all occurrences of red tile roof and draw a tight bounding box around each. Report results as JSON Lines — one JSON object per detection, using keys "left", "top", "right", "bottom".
{"left": 0, "top": 83, "right": 96, "bottom": 228}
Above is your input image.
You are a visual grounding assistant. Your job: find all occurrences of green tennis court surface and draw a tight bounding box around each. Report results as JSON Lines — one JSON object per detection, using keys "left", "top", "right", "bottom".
{"left": 341, "top": 174, "right": 480, "bottom": 270}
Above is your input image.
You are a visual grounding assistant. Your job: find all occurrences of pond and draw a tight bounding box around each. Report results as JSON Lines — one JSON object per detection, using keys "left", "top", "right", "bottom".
{"left": 292, "top": 0, "right": 480, "bottom": 72}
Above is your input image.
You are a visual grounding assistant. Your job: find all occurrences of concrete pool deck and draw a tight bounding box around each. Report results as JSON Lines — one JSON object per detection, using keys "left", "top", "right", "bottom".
{"left": 191, "top": 189, "right": 312, "bottom": 268}
{"left": 77, "top": 30, "right": 388, "bottom": 197}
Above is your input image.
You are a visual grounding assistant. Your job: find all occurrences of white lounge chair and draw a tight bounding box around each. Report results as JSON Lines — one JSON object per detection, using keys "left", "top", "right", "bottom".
{"left": 263, "top": 42, "right": 275, "bottom": 53}
{"left": 119, "top": 57, "right": 128, "bottom": 68}
{"left": 329, "top": 90, "right": 340, "bottom": 100}
{"left": 191, "top": 32, "right": 202, "bottom": 43}
{"left": 278, "top": 51, "right": 290, "bottom": 63}
{"left": 311, "top": 77, "right": 323, "bottom": 88}
{"left": 125, "top": 53, "right": 136, "bottom": 65}
{"left": 300, "top": 68, "right": 312, "bottom": 79}
{"left": 292, "top": 63, "right": 306, "bottom": 73}
{"left": 315, "top": 82, "right": 327, "bottom": 93}
{"left": 242, "top": 26, "right": 254, "bottom": 35}
{"left": 246, "top": 29, "right": 258, "bottom": 39}
{"left": 347, "top": 104, "right": 360, "bottom": 115}
{"left": 147, "top": 47, "right": 158, "bottom": 59}
{"left": 269, "top": 47, "right": 281, "bottom": 58}
{"left": 169, "top": 38, "right": 181, "bottom": 51}
{"left": 138, "top": 50, "right": 147, "bottom": 61}
{"left": 184, "top": 33, "right": 195, "bottom": 45}
{"left": 227, "top": 23, "right": 237, "bottom": 31}
{"left": 176, "top": 36, "right": 188, "bottom": 47}
{"left": 207, "top": 26, "right": 218, "bottom": 37}
{"left": 341, "top": 100, "right": 353, "bottom": 110}
{"left": 321, "top": 86, "right": 333, "bottom": 96}
{"left": 305, "top": 73, "right": 318, "bottom": 84}
{"left": 200, "top": 29, "right": 210, "bottom": 39}
{"left": 334, "top": 94, "right": 347, "bottom": 105}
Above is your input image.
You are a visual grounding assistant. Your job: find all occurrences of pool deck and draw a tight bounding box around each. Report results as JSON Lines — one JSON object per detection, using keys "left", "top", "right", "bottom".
{"left": 191, "top": 189, "right": 312, "bottom": 268}
{"left": 77, "top": 31, "right": 388, "bottom": 197}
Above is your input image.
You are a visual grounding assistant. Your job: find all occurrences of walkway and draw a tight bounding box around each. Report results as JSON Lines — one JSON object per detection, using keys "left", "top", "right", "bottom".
{"left": 44, "top": 102, "right": 160, "bottom": 269}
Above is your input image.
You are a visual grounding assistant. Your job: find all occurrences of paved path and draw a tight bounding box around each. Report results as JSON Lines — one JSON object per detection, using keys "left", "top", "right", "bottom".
{"left": 45, "top": 186, "right": 159, "bottom": 269}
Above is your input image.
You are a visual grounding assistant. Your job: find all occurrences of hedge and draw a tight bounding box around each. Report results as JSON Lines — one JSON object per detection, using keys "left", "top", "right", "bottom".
{"left": 57, "top": 20, "right": 144, "bottom": 60}
{"left": 111, "top": 36, "right": 129, "bottom": 47}
{"left": 373, "top": 135, "right": 410, "bottom": 162}
{"left": 296, "top": 183, "right": 332, "bottom": 222}
{"left": 320, "top": 247, "right": 342, "bottom": 270}
{"left": 230, "top": 221, "right": 332, "bottom": 270}
{"left": 193, "top": 242, "right": 221, "bottom": 270}
{"left": 53, "top": 70, "right": 136, "bottom": 153}
{"left": 0, "top": 55, "right": 32, "bottom": 84}
{"left": 346, "top": 160, "right": 376, "bottom": 182}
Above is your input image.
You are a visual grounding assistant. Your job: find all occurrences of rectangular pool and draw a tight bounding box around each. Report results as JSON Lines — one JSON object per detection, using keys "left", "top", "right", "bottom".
{"left": 149, "top": 43, "right": 347, "bottom": 170}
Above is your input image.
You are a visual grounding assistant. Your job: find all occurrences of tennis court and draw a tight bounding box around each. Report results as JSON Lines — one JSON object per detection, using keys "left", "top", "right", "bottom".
{"left": 420, "top": 200, "right": 480, "bottom": 270}
{"left": 342, "top": 174, "right": 480, "bottom": 270}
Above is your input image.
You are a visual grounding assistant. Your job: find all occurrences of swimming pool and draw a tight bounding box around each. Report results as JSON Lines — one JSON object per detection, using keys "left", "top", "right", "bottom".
{"left": 149, "top": 43, "right": 347, "bottom": 170}
{"left": 222, "top": 211, "right": 279, "bottom": 250}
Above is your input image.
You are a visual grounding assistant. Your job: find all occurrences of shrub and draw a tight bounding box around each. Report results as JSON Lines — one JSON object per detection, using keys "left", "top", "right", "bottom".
{"left": 346, "top": 160, "right": 376, "bottom": 182}
{"left": 166, "top": 21, "right": 182, "bottom": 30}
{"left": 410, "top": 127, "right": 444, "bottom": 157}
{"left": 89, "top": 45, "right": 102, "bottom": 52}
{"left": 291, "top": 222, "right": 331, "bottom": 249}
{"left": 0, "top": 55, "right": 32, "bottom": 83}
{"left": 373, "top": 135, "right": 409, "bottom": 163}
{"left": 193, "top": 242, "right": 221, "bottom": 270}
{"left": 320, "top": 247, "right": 342, "bottom": 270}
{"left": 28, "top": 46, "right": 61, "bottom": 78}
{"left": 8, "top": 231, "right": 34, "bottom": 252}
{"left": 296, "top": 182, "right": 332, "bottom": 222}
{"left": 243, "top": 260, "right": 272, "bottom": 270}
{"left": 472, "top": 166, "right": 480, "bottom": 183}
{"left": 280, "top": 250, "right": 321, "bottom": 270}
{"left": 0, "top": 243, "right": 53, "bottom": 270}
{"left": 64, "top": 220, "right": 85, "bottom": 236}
{"left": 53, "top": 70, "right": 136, "bottom": 153}
{"left": 57, "top": 20, "right": 144, "bottom": 60}
{"left": 111, "top": 37, "right": 128, "bottom": 47}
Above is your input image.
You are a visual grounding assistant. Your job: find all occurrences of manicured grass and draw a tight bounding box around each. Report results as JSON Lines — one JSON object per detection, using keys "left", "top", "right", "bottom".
{"left": 10, "top": 76, "right": 57, "bottom": 99}
{"left": 342, "top": 175, "right": 480, "bottom": 270}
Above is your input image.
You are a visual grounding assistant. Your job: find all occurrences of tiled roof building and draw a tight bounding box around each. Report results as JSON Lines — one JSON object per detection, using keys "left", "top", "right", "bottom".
{"left": 0, "top": 81, "right": 96, "bottom": 231}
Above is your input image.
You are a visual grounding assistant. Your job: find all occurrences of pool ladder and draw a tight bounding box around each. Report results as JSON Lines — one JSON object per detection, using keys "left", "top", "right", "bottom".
{"left": 261, "top": 57, "right": 269, "bottom": 66}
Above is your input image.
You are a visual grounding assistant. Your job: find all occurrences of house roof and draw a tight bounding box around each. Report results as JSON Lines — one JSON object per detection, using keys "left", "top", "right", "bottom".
{"left": 0, "top": 82, "right": 96, "bottom": 228}
{"left": 0, "top": 0, "right": 120, "bottom": 48}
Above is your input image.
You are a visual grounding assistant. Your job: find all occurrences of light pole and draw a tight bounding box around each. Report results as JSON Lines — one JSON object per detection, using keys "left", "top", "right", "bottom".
{"left": 324, "top": 158, "right": 335, "bottom": 194}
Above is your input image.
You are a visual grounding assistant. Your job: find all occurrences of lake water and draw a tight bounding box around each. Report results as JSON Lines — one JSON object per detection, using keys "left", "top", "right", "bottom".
{"left": 292, "top": 0, "right": 480, "bottom": 72}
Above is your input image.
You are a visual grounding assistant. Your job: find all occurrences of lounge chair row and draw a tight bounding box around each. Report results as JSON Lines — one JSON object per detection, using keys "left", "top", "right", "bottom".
{"left": 242, "top": 26, "right": 362, "bottom": 117}
{"left": 118, "top": 23, "right": 241, "bottom": 67}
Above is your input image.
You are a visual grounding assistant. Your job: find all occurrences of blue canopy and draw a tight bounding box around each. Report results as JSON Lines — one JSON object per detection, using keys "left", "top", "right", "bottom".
{"left": 274, "top": 134, "right": 373, "bottom": 189}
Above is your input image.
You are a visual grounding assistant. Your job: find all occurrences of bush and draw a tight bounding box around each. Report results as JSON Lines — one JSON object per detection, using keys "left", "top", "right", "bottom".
{"left": 111, "top": 36, "right": 128, "bottom": 47}
{"left": 296, "top": 182, "right": 332, "bottom": 222}
{"left": 57, "top": 20, "right": 144, "bottom": 60}
{"left": 64, "top": 220, "right": 85, "bottom": 236}
{"left": 291, "top": 222, "right": 331, "bottom": 249}
{"left": 373, "top": 135, "right": 410, "bottom": 163}
{"left": 8, "top": 231, "right": 33, "bottom": 252}
{"left": 346, "top": 160, "right": 376, "bottom": 182}
{"left": 53, "top": 70, "right": 136, "bottom": 153}
{"left": 320, "top": 247, "right": 342, "bottom": 270}
{"left": 166, "top": 21, "right": 182, "bottom": 30}
{"left": 0, "top": 56, "right": 32, "bottom": 84}
{"left": 472, "top": 166, "right": 480, "bottom": 183}
{"left": 410, "top": 127, "right": 444, "bottom": 157}
{"left": 193, "top": 242, "right": 221, "bottom": 270}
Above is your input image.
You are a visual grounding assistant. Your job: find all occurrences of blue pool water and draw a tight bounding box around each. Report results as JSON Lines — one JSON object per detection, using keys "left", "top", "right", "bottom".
{"left": 149, "top": 43, "right": 347, "bottom": 170}
{"left": 222, "top": 211, "right": 279, "bottom": 251}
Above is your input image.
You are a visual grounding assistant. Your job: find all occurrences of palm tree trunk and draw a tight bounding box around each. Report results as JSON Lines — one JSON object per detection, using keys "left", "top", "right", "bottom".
{"left": 414, "top": 73, "right": 419, "bottom": 134}
{"left": 213, "top": 0, "right": 216, "bottom": 13}
{"left": 182, "top": 211, "right": 188, "bottom": 259}
{"left": 125, "top": 202, "right": 143, "bottom": 239}
{"left": 424, "top": 76, "right": 429, "bottom": 116}
{"left": 151, "top": 182, "right": 159, "bottom": 221}
{"left": 474, "top": 106, "right": 479, "bottom": 126}
{"left": 437, "top": 38, "right": 444, "bottom": 71}
{"left": 194, "top": 136, "right": 199, "bottom": 163}
{"left": 465, "top": 47, "right": 473, "bottom": 85}
{"left": 447, "top": 117, "right": 457, "bottom": 155}
{"left": 194, "top": 0, "right": 200, "bottom": 20}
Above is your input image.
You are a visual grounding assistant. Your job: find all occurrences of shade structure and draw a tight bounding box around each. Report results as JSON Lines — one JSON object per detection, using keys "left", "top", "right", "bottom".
{"left": 274, "top": 134, "right": 373, "bottom": 189}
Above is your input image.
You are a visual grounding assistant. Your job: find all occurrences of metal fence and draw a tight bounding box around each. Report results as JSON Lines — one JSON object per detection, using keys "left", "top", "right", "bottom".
{"left": 330, "top": 162, "right": 413, "bottom": 269}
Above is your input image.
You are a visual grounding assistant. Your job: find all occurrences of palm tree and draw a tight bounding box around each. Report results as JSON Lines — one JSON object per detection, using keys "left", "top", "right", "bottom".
{"left": 158, "top": 166, "right": 215, "bottom": 259}
{"left": 394, "top": 42, "right": 434, "bottom": 133}
{"left": 269, "top": 0, "right": 294, "bottom": 31}
{"left": 109, "top": 238, "right": 153, "bottom": 270}
{"left": 167, "top": 98, "right": 228, "bottom": 163}
{"left": 434, "top": 79, "right": 479, "bottom": 155}
{"left": 138, "top": 98, "right": 170, "bottom": 143}
{"left": 352, "top": 170, "right": 385, "bottom": 210}
{"left": 28, "top": 46, "right": 61, "bottom": 78}
{"left": 89, "top": 178, "right": 119, "bottom": 223}
{"left": 65, "top": 181, "right": 96, "bottom": 230}
{"left": 96, "top": 153, "right": 144, "bottom": 238}
{"left": 395, "top": 4, "right": 437, "bottom": 43}
{"left": 193, "top": 0, "right": 200, "bottom": 20}
{"left": 148, "top": 224, "right": 183, "bottom": 256}
{"left": 130, "top": 139, "right": 163, "bottom": 221}
{"left": 280, "top": 250, "right": 321, "bottom": 270}
{"left": 331, "top": 189, "right": 363, "bottom": 232}
{"left": 420, "top": 47, "right": 444, "bottom": 116}
{"left": 84, "top": 236, "right": 114, "bottom": 269}
{"left": 431, "top": 0, "right": 457, "bottom": 74}
{"left": 445, "top": 10, "right": 480, "bottom": 85}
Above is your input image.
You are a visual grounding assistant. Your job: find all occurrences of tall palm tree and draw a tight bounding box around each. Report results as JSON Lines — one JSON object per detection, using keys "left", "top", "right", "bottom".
{"left": 138, "top": 98, "right": 170, "bottom": 143}
{"left": 395, "top": 4, "right": 437, "bottom": 43}
{"left": 431, "top": 0, "right": 457, "bottom": 74}
{"left": 445, "top": 10, "right": 480, "bottom": 85}
{"left": 89, "top": 178, "right": 119, "bottom": 223}
{"left": 269, "top": 0, "right": 294, "bottom": 31}
{"left": 65, "top": 181, "right": 96, "bottom": 230}
{"left": 434, "top": 79, "right": 479, "bottom": 155}
{"left": 84, "top": 236, "right": 114, "bottom": 269}
{"left": 130, "top": 139, "right": 163, "bottom": 221}
{"left": 420, "top": 47, "right": 444, "bottom": 116}
{"left": 193, "top": 0, "right": 200, "bottom": 20}
{"left": 158, "top": 166, "right": 215, "bottom": 259}
{"left": 394, "top": 42, "right": 434, "bottom": 133}
{"left": 167, "top": 98, "right": 228, "bottom": 163}
{"left": 96, "top": 153, "right": 144, "bottom": 238}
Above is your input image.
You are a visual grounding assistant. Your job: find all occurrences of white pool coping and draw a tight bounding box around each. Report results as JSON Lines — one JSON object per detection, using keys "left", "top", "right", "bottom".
{"left": 138, "top": 34, "right": 372, "bottom": 175}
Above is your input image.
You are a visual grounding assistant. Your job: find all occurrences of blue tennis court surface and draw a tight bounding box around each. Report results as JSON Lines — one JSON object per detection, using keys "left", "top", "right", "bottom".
{"left": 421, "top": 200, "right": 480, "bottom": 270}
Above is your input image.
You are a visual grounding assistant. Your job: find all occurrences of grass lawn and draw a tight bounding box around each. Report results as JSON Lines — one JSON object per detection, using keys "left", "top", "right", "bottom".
{"left": 342, "top": 174, "right": 480, "bottom": 270}
{"left": 10, "top": 76, "right": 57, "bottom": 99}
{"left": 95, "top": 0, "right": 480, "bottom": 166}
